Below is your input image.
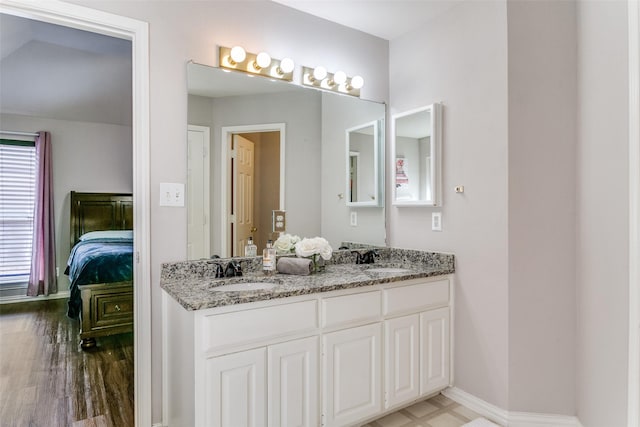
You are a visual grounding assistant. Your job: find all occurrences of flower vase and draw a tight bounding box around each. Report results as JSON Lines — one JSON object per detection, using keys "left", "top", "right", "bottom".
{"left": 309, "top": 254, "right": 325, "bottom": 274}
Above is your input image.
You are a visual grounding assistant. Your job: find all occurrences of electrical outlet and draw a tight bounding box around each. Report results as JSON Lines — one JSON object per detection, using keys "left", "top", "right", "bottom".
{"left": 432, "top": 212, "right": 442, "bottom": 231}
{"left": 272, "top": 210, "right": 286, "bottom": 232}
{"left": 350, "top": 211, "right": 358, "bottom": 227}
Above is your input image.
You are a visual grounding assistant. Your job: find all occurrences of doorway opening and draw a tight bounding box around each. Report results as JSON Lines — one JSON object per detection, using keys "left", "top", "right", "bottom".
{"left": 222, "top": 124, "right": 285, "bottom": 257}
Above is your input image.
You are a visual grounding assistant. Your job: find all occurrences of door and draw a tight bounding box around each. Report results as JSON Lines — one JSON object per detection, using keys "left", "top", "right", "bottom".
{"left": 420, "top": 307, "right": 450, "bottom": 396}
{"left": 187, "top": 125, "right": 210, "bottom": 259}
{"left": 384, "top": 314, "right": 420, "bottom": 409}
{"left": 232, "top": 134, "right": 255, "bottom": 256}
{"left": 205, "top": 348, "right": 267, "bottom": 427}
{"left": 268, "top": 336, "right": 319, "bottom": 427}
{"left": 322, "top": 323, "right": 382, "bottom": 427}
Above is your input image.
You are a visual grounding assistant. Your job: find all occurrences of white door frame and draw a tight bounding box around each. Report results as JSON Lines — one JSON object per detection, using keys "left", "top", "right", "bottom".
{"left": 629, "top": 0, "right": 640, "bottom": 425}
{"left": 220, "top": 124, "right": 285, "bottom": 257}
{"left": 187, "top": 125, "right": 211, "bottom": 259}
{"left": 0, "top": 1, "right": 152, "bottom": 426}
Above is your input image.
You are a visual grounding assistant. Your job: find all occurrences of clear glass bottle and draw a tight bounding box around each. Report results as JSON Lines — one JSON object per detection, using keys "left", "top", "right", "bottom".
{"left": 262, "top": 239, "right": 276, "bottom": 275}
{"left": 244, "top": 236, "right": 257, "bottom": 257}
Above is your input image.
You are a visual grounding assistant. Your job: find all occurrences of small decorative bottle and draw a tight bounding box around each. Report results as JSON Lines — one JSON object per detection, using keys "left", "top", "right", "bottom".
{"left": 244, "top": 236, "right": 257, "bottom": 257}
{"left": 262, "top": 239, "right": 276, "bottom": 275}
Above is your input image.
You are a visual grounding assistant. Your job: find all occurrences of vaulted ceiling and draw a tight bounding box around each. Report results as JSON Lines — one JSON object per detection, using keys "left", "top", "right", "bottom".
{"left": 0, "top": 13, "right": 132, "bottom": 126}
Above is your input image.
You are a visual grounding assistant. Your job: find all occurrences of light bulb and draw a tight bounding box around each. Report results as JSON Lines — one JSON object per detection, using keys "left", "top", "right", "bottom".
{"left": 279, "top": 57, "right": 295, "bottom": 74}
{"left": 333, "top": 71, "right": 347, "bottom": 85}
{"left": 313, "top": 66, "right": 327, "bottom": 81}
{"left": 229, "top": 46, "right": 246, "bottom": 64}
{"left": 255, "top": 52, "right": 271, "bottom": 69}
{"left": 350, "top": 75, "right": 364, "bottom": 89}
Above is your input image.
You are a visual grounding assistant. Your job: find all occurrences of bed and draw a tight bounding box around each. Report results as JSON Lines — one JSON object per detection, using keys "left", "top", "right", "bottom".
{"left": 65, "top": 191, "right": 134, "bottom": 349}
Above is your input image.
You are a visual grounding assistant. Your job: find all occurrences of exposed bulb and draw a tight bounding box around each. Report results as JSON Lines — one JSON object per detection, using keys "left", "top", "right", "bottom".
{"left": 333, "top": 70, "right": 347, "bottom": 85}
{"left": 313, "top": 66, "right": 327, "bottom": 81}
{"left": 350, "top": 75, "right": 364, "bottom": 89}
{"left": 229, "top": 46, "right": 246, "bottom": 64}
{"left": 279, "top": 57, "right": 295, "bottom": 74}
{"left": 255, "top": 52, "right": 271, "bottom": 69}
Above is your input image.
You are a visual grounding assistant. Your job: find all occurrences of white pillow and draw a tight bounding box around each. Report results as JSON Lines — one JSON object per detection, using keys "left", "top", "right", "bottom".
{"left": 79, "top": 230, "right": 133, "bottom": 241}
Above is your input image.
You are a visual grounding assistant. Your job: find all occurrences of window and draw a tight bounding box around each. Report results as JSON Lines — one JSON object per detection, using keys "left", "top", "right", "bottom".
{"left": 0, "top": 140, "right": 36, "bottom": 286}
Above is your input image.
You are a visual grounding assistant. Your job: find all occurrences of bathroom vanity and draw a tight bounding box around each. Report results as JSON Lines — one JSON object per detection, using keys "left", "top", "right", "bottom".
{"left": 161, "top": 249, "right": 454, "bottom": 427}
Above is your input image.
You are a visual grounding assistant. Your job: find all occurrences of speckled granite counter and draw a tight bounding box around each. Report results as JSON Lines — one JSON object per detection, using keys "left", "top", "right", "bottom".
{"left": 160, "top": 247, "right": 454, "bottom": 311}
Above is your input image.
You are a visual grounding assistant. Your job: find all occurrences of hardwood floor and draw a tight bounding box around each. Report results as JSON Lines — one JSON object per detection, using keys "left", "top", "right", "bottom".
{"left": 0, "top": 299, "right": 133, "bottom": 427}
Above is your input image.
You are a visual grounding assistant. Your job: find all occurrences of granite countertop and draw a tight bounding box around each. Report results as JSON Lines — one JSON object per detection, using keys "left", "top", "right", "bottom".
{"left": 161, "top": 247, "right": 455, "bottom": 311}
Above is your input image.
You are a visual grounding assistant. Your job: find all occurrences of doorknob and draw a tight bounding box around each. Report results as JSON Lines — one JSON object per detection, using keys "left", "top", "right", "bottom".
{"left": 250, "top": 227, "right": 257, "bottom": 232}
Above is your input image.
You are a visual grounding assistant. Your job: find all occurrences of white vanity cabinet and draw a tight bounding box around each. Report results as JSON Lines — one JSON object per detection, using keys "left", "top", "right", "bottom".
{"left": 322, "top": 323, "right": 383, "bottom": 427}
{"left": 268, "top": 336, "right": 319, "bottom": 427}
{"left": 204, "top": 347, "right": 267, "bottom": 427}
{"left": 164, "top": 274, "right": 453, "bottom": 427}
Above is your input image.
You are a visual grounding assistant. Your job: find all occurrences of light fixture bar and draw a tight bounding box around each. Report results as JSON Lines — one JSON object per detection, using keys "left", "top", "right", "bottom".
{"left": 219, "top": 46, "right": 294, "bottom": 81}
{"left": 302, "top": 66, "right": 363, "bottom": 97}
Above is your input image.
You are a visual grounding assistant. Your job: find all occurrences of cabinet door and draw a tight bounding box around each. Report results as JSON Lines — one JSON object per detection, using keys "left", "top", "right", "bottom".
{"left": 384, "top": 314, "right": 420, "bottom": 409}
{"left": 268, "top": 336, "right": 319, "bottom": 427}
{"left": 322, "top": 323, "right": 382, "bottom": 427}
{"left": 420, "top": 307, "right": 450, "bottom": 396}
{"left": 204, "top": 347, "right": 267, "bottom": 427}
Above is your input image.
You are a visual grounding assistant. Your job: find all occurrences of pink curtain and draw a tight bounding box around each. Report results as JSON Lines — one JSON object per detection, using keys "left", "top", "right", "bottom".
{"left": 27, "top": 131, "right": 57, "bottom": 296}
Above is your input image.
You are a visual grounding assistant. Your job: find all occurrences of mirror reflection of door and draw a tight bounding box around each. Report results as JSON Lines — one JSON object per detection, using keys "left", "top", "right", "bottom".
{"left": 349, "top": 152, "right": 360, "bottom": 202}
{"left": 187, "top": 125, "right": 210, "bottom": 260}
{"left": 229, "top": 132, "right": 280, "bottom": 255}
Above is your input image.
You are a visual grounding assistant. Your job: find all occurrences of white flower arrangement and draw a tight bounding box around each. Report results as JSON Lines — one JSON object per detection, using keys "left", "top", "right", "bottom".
{"left": 294, "top": 236, "right": 333, "bottom": 261}
{"left": 273, "top": 233, "right": 301, "bottom": 254}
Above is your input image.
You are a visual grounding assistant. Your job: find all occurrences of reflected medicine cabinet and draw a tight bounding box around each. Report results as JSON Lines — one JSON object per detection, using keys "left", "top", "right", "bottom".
{"left": 391, "top": 103, "right": 442, "bottom": 207}
{"left": 346, "top": 120, "right": 383, "bottom": 207}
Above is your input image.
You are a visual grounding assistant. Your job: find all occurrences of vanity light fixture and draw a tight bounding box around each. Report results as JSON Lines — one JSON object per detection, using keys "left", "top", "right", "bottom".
{"left": 302, "top": 65, "right": 364, "bottom": 97}
{"left": 219, "top": 45, "right": 294, "bottom": 81}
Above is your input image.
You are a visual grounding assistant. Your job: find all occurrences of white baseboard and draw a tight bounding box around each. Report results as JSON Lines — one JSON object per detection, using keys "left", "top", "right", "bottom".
{"left": 443, "top": 387, "right": 583, "bottom": 427}
{"left": 0, "top": 290, "right": 70, "bottom": 304}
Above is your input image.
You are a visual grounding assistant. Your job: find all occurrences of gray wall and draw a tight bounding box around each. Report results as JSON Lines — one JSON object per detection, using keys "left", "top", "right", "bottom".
{"left": 0, "top": 113, "right": 132, "bottom": 291}
{"left": 389, "top": 0, "right": 510, "bottom": 409}
{"left": 576, "top": 1, "right": 630, "bottom": 425}
{"left": 507, "top": 0, "right": 577, "bottom": 414}
{"left": 70, "top": 1, "right": 390, "bottom": 422}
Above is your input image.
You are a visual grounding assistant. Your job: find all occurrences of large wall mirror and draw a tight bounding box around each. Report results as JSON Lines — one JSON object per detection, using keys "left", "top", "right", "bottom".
{"left": 187, "top": 62, "right": 386, "bottom": 259}
{"left": 346, "top": 120, "right": 383, "bottom": 207}
{"left": 392, "top": 103, "right": 442, "bottom": 206}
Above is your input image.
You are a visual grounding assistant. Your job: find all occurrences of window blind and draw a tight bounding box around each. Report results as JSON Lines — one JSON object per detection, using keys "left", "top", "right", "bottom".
{"left": 0, "top": 140, "right": 36, "bottom": 285}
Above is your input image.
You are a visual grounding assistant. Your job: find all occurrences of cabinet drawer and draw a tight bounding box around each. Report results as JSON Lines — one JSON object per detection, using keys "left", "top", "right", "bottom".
{"left": 90, "top": 290, "right": 134, "bottom": 328}
{"left": 321, "top": 291, "right": 381, "bottom": 328}
{"left": 200, "top": 299, "right": 318, "bottom": 353}
{"left": 383, "top": 279, "right": 449, "bottom": 316}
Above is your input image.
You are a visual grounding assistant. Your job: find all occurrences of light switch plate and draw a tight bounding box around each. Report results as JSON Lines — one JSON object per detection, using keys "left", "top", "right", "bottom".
{"left": 159, "top": 183, "right": 185, "bottom": 207}
{"left": 432, "top": 212, "right": 442, "bottom": 231}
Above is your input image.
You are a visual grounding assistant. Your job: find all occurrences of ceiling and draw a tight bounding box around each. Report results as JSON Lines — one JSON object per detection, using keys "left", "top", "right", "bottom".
{"left": 1, "top": 2, "right": 456, "bottom": 127}
{"left": 0, "top": 13, "right": 132, "bottom": 126}
{"left": 272, "top": 0, "right": 461, "bottom": 40}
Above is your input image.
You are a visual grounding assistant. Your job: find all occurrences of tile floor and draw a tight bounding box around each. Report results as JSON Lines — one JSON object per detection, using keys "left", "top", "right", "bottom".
{"left": 365, "top": 393, "right": 487, "bottom": 427}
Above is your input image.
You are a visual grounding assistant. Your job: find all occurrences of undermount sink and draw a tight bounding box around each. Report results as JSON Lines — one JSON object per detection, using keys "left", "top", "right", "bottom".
{"left": 364, "top": 267, "right": 414, "bottom": 274}
{"left": 212, "top": 282, "right": 279, "bottom": 292}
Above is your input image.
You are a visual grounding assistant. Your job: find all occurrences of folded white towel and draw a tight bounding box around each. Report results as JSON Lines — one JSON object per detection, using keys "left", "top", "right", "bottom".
{"left": 463, "top": 418, "right": 501, "bottom": 427}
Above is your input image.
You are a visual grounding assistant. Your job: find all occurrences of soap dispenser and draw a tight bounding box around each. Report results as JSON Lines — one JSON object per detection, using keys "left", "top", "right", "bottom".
{"left": 244, "top": 236, "right": 257, "bottom": 257}
{"left": 262, "top": 239, "right": 276, "bottom": 275}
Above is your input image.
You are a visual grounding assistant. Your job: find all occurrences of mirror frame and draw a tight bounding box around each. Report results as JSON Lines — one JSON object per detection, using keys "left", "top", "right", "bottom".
{"left": 345, "top": 120, "right": 383, "bottom": 207}
{"left": 391, "top": 103, "right": 442, "bottom": 207}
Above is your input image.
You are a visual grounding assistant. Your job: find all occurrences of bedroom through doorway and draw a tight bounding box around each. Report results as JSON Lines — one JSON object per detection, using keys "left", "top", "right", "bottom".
{"left": 0, "top": 12, "right": 136, "bottom": 426}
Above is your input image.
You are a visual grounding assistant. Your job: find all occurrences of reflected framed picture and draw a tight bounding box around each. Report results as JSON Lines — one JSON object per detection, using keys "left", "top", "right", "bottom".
{"left": 395, "top": 157, "right": 408, "bottom": 188}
